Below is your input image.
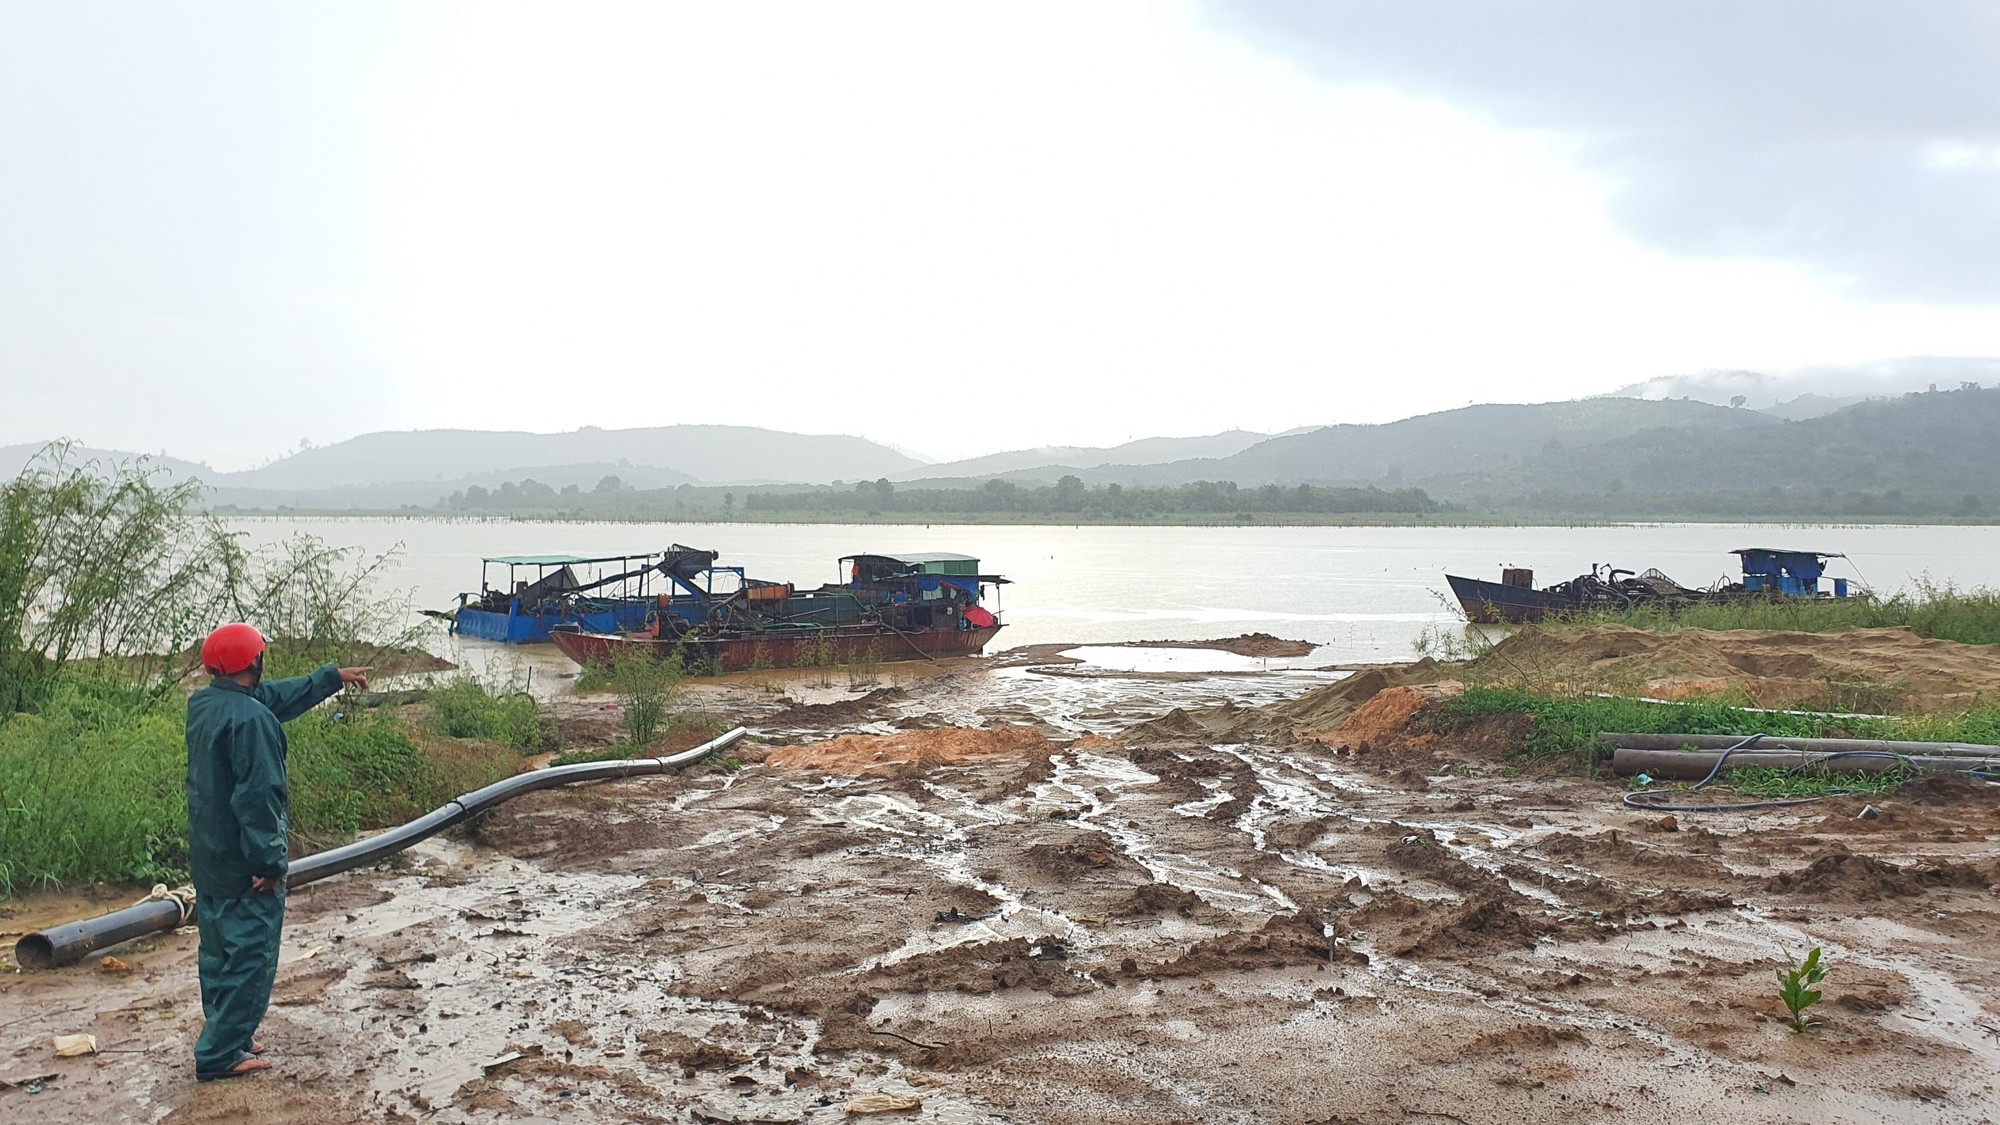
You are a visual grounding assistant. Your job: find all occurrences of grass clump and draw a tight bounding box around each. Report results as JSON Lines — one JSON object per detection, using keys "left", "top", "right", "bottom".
{"left": 426, "top": 678, "right": 554, "bottom": 752}
{"left": 1721, "top": 764, "right": 1911, "bottom": 800}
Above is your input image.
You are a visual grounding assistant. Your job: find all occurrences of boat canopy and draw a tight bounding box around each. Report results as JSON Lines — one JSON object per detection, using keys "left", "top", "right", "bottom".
{"left": 1732, "top": 547, "right": 1845, "bottom": 594}
{"left": 1728, "top": 548, "right": 1846, "bottom": 559}
{"left": 841, "top": 552, "right": 1009, "bottom": 583}
{"left": 483, "top": 553, "right": 654, "bottom": 567}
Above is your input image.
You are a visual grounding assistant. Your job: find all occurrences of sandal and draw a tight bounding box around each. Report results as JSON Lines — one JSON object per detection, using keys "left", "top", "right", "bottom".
{"left": 196, "top": 1051, "right": 272, "bottom": 1082}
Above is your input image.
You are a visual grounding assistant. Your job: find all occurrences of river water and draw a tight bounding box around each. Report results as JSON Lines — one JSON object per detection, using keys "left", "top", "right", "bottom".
{"left": 224, "top": 518, "right": 2000, "bottom": 669}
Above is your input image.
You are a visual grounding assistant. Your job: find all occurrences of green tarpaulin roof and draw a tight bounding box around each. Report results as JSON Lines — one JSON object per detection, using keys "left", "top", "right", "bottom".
{"left": 883, "top": 552, "right": 979, "bottom": 564}
{"left": 483, "top": 554, "right": 651, "bottom": 566}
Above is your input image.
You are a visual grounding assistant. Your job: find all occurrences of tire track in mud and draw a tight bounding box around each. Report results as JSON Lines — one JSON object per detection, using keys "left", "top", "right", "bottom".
{"left": 12, "top": 654, "right": 2000, "bottom": 1123}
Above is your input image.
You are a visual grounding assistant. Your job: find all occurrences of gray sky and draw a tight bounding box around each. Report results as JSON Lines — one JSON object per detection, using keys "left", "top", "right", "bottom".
{"left": 4, "top": 1, "right": 1997, "bottom": 469}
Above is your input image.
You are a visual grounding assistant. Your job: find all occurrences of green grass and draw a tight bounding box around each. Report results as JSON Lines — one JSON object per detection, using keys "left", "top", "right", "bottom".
{"left": 1433, "top": 685, "right": 2000, "bottom": 771}
{"left": 0, "top": 676, "right": 523, "bottom": 896}
{"left": 1541, "top": 581, "right": 2000, "bottom": 647}
{"left": 547, "top": 744, "right": 646, "bottom": 767}
{"left": 426, "top": 678, "right": 555, "bottom": 751}
{"left": 1721, "top": 764, "right": 1911, "bottom": 800}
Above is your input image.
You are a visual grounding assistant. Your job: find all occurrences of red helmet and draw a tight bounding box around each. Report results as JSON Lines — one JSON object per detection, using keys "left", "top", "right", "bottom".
{"left": 201, "top": 623, "right": 267, "bottom": 676}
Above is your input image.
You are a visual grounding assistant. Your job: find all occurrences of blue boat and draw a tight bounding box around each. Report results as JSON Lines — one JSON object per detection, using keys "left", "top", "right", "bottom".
{"left": 451, "top": 546, "right": 732, "bottom": 643}
{"left": 1447, "top": 547, "right": 1853, "bottom": 624}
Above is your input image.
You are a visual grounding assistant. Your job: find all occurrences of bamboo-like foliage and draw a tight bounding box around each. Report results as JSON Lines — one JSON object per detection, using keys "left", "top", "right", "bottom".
{"left": 0, "top": 444, "right": 233, "bottom": 712}
{"left": 1, "top": 443, "right": 422, "bottom": 714}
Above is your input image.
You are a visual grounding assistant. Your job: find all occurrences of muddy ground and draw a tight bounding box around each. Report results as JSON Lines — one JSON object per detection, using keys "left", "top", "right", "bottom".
{"left": 4, "top": 640, "right": 1999, "bottom": 1124}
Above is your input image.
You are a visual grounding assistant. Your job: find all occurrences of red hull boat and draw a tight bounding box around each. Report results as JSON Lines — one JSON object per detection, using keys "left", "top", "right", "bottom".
{"left": 550, "top": 621, "right": 1002, "bottom": 672}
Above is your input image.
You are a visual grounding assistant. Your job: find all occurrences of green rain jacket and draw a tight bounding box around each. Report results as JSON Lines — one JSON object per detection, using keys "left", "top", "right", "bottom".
{"left": 184, "top": 665, "right": 344, "bottom": 899}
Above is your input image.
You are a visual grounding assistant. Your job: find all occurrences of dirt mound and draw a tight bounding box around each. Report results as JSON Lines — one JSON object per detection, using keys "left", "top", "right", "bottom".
{"left": 1355, "top": 891, "right": 1552, "bottom": 958}
{"left": 1109, "top": 883, "right": 1209, "bottom": 918}
{"left": 1763, "top": 852, "right": 2000, "bottom": 901}
{"left": 1271, "top": 659, "right": 1445, "bottom": 730}
{"left": 1024, "top": 841, "right": 1146, "bottom": 879}
{"left": 866, "top": 937, "right": 1095, "bottom": 997}
{"left": 764, "top": 726, "right": 1054, "bottom": 775}
{"left": 1465, "top": 625, "right": 2000, "bottom": 710}
{"left": 636, "top": 1030, "right": 753, "bottom": 1074}
{"left": 1129, "top": 633, "right": 1318, "bottom": 657}
{"left": 763, "top": 686, "right": 909, "bottom": 726}
{"left": 1140, "top": 912, "right": 1330, "bottom": 976}
{"left": 1898, "top": 772, "right": 2000, "bottom": 805}
{"left": 1124, "top": 707, "right": 1214, "bottom": 743}
{"left": 1122, "top": 659, "right": 1445, "bottom": 744}
{"left": 1455, "top": 1024, "right": 1586, "bottom": 1058}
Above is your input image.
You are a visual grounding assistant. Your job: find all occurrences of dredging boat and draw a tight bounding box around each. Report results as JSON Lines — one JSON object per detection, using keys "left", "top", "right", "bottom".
{"left": 545, "top": 548, "right": 1007, "bottom": 672}
{"left": 449, "top": 546, "right": 720, "bottom": 644}
{"left": 1446, "top": 547, "right": 1854, "bottom": 624}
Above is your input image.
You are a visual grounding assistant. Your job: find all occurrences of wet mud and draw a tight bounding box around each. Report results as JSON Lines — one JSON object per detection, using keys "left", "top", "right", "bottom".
{"left": 5, "top": 647, "right": 2000, "bottom": 1123}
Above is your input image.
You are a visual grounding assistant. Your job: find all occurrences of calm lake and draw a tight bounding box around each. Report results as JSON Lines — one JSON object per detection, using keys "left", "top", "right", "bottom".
{"left": 226, "top": 518, "right": 2000, "bottom": 669}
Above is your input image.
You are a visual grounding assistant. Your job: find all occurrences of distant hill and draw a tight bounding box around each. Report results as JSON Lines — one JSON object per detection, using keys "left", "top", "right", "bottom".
{"left": 895, "top": 430, "right": 1275, "bottom": 481}
{"left": 1459, "top": 385, "right": 2000, "bottom": 503}
{"left": 923, "top": 398, "right": 1779, "bottom": 489}
{"left": 1, "top": 442, "right": 210, "bottom": 482}
{"left": 1612, "top": 356, "right": 2000, "bottom": 415}
{"left": 210, "top": 425, "right": 923, "bottom": 490}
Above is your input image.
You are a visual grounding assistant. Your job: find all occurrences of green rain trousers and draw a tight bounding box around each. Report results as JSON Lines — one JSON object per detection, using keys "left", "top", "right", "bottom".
{"left": 193, "top": 893, "right": 285, "bottom": 1073}
{"left": 185, "top": 665, "right": 342, "bottom": 1075}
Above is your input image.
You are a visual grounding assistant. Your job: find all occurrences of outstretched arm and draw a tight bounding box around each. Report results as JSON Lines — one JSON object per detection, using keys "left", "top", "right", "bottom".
{"left": 250, "top": 664, "right": 349, "bottom": 722}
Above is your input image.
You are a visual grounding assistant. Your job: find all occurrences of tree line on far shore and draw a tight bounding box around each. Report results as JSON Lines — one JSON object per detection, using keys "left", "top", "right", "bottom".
{"left": 438, "top": 475, "right": 1444, "bottom": 519}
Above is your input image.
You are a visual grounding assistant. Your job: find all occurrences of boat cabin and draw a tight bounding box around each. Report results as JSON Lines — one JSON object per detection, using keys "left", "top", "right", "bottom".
{"left": 1731, "top": 548, "right": 1850, "bottom": 598}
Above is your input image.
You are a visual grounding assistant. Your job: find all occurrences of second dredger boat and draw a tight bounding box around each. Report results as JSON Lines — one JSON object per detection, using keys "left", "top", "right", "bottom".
{"left": 549, "top": 546, "right": 1006, "bottom": 671}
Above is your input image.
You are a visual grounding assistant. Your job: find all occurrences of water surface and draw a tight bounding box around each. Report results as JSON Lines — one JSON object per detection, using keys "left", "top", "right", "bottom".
{"left": 226, "top": 518, "right": 2000, "bottom": 667}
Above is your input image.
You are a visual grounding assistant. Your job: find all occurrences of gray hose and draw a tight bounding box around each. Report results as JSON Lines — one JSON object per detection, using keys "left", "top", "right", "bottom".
{"left": 13, "top": 727, "right": 746, "bottom": 970}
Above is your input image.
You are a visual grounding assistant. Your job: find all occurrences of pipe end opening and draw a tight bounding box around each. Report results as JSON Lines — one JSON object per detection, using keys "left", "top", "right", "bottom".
{"left": 14, "top": 934, "right": 56, "bottom": 971}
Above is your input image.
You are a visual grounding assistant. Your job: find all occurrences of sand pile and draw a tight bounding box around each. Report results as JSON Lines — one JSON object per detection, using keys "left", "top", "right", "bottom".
{"left": 1468, "top": 625, "right": 2000, "bottom": 708}
{"left": 763, "top": 726, "right": 1055, "bottom": 775}
{"left": 1124, "top": 658, "right": 1446, "bottom": 744}
{"left": 1128, "top": 633, "right": 1318, "bottom": 657}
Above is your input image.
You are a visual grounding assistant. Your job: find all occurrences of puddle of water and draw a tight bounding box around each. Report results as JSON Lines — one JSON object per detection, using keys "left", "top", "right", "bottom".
{"left": 1060, "top": 646, "right": 1296, "bottom": 674}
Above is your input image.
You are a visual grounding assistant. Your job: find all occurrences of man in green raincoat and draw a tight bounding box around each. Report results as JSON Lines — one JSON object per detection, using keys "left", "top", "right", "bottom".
{"left": 186, "top": 622, "right": 369, "bottom": 1081}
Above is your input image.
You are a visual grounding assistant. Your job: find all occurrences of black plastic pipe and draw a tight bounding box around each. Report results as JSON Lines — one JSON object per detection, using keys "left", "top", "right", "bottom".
{"left": 1611, "top": 746, "right": 1999, "bottom": 780}
{"left": 1597, "top": 731, "right": 2000, "bottom": 757}
{"left": 13, "top": 727, "right": 746, "bottom": 970}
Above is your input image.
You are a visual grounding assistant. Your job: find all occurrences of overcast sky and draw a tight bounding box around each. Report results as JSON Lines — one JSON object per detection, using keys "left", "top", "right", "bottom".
{"left": 4, "top": 2, "right": 1998, "bottom": 469}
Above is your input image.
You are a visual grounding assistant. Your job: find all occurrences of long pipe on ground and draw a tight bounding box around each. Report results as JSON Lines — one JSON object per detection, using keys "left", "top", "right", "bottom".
{"left": 13, "top": 727, "right": 747, "bottom": 971}
{"left": 1611, "top": 746, "right": 2000, "bottom": 780}
{"left": 1597, "top": 732, "right": 2000, "bottom": 758}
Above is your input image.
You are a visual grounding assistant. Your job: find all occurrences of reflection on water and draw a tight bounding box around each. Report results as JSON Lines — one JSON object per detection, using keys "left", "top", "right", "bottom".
{"left": 226, "top": 517, "right": 2000, "bottom": 669}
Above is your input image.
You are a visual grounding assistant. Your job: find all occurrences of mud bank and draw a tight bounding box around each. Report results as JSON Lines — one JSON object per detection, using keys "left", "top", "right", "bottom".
{"left": 1465, "top": 624, "right": 2000, "bottom": 710}
{"left": 4, "top": 649, "right": 1999, "bottom": 1123}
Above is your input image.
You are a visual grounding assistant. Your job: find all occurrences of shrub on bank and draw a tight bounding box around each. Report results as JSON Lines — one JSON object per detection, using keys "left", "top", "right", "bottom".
{"left": 0, "top": 678, "right": 524, "bottom": 896}
{"left": 426, "top": 678, "right": 555, "bottom": 752}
